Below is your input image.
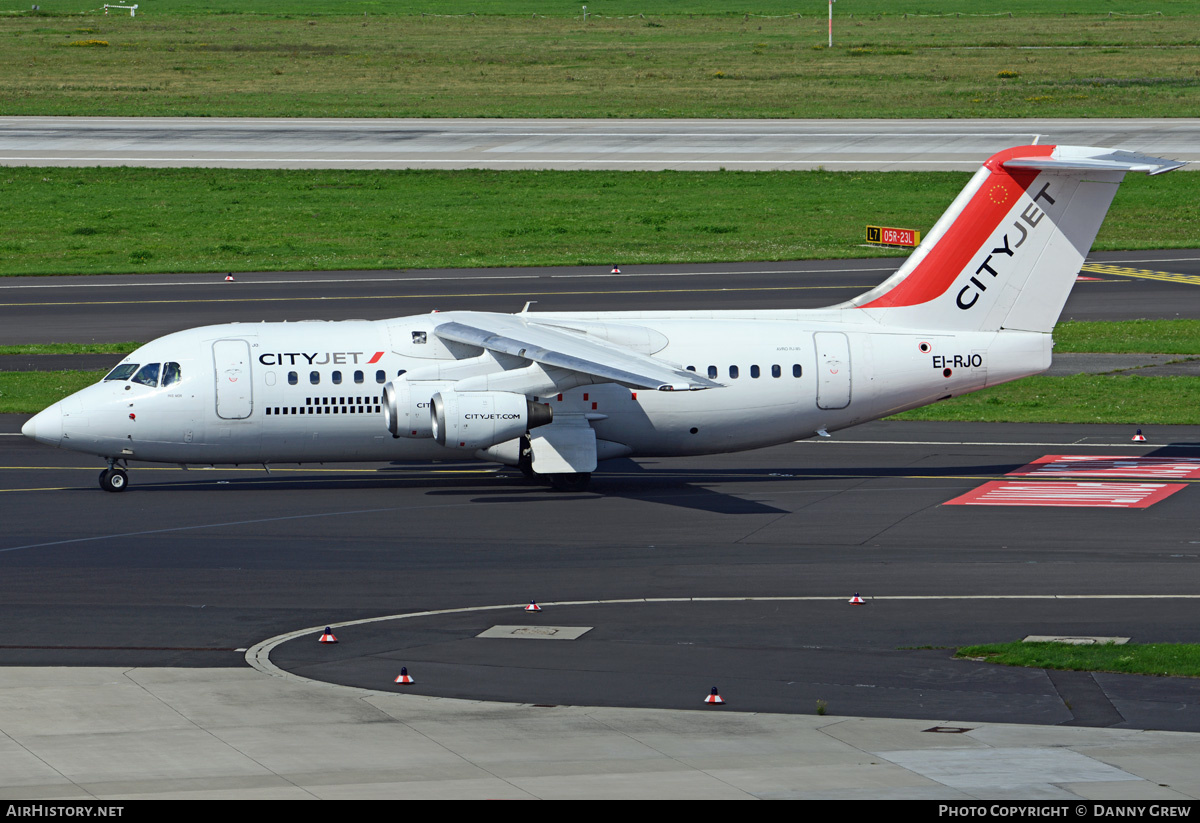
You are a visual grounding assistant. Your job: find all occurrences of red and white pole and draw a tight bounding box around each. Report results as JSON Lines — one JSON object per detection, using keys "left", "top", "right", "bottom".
{"left": 828, "top": 0, "right": 835, "bottom": 48}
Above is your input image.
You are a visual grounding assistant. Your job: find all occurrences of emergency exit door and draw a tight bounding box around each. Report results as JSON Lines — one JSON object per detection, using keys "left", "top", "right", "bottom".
{"left": 814, "top": 332, "right": 851, "bottom": 410}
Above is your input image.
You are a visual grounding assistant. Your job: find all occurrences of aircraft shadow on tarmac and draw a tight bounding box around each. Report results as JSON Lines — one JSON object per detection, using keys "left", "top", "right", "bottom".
{"left": 110, "top": 442, "right": 1200, "bottom": 514}
{"left": 137, "top": 456, "right": 1038, "bottom": 516}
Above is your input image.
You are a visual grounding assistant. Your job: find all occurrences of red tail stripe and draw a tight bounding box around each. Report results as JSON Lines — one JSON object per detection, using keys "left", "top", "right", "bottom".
{"left": 860, "top": 145, "right": 1055, "bottom": 309}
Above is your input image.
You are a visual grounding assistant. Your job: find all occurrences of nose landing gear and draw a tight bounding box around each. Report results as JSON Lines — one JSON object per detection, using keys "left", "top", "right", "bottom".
{"left": 99, "top": 461, "right": 129, "bottom": 493}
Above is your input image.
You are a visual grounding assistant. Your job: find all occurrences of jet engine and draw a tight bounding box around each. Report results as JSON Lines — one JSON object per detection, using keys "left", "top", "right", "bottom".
{"left": 382, "top": 380, "right": 452, "bottom": 438}
{"left": 430, "top": 390, "right": 553, "bottom": 450}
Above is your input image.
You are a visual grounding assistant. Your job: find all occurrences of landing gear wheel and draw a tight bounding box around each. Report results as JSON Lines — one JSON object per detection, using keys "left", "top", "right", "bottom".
{"left": 99, "top": 467, "right": 129, "bottom": 493}
{"left": 548, "top": 472, "right": 591, "bottom": 492}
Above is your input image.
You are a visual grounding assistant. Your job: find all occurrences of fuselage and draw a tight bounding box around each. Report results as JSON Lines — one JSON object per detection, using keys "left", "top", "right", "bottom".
{"left": 23, "top": 308, "right": 1051, "bottom": 467}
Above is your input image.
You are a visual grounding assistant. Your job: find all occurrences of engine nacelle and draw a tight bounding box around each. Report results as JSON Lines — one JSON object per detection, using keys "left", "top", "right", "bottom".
{"left": 382, "top": 380, "right": 452, "bottom": 438}
{"left": 431, "top": 390, "right": 552, "bottom": 450}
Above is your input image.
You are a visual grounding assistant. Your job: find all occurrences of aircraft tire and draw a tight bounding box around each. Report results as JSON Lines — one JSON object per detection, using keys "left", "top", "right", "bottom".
{"left": 99, "top": 468, "right": 129, "bottom": 493}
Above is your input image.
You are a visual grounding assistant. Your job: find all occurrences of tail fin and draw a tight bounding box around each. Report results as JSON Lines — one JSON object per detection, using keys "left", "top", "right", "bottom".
{"left": 842, "top": 145, "right": 1184, "bottom": 333}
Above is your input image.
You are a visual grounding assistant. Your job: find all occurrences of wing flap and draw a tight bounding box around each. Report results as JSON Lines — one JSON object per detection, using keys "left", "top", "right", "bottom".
{"left": 434, "top": 318, "right": 719, "bottom": 391}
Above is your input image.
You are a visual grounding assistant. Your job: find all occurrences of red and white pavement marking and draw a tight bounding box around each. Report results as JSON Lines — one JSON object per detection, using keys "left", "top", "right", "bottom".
{"left": 1008, "top": 455, "right": 1200, "bottom": 480}
{"left": 944, "top": 480, "right": 1187, "bottom": 508}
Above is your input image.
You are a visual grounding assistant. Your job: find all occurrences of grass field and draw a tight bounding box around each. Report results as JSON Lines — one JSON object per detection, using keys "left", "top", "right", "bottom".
{"left": 957, "top": 641, "right": 1200, "bottom": 678}
{"left": 0, "top": 369, "right": 98, "bottom": 413}
{"left": 10, "top": 1, "right": 1200, "bottom": 16}
{"left": 892, "top": 374, "right": 1200, "bottom": 425}
{"left": 2, "top": 2, "right": 1199, "bottom": 117}
{"left": 2, "top": 167, "right": 1196, "bottom": 276}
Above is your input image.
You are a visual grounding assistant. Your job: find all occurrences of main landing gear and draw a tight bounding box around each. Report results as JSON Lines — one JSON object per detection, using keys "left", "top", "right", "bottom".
{"left": 99, "top": 460, "right": 129, "bottom": 493}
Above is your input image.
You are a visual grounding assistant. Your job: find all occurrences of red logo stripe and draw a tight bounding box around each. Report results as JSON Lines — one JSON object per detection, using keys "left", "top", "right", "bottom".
{"left": 367, "top": 351, "right": 384, "bottom": 364}
{"left": 861, "top": 145, "right": 1055, "bottom": 309}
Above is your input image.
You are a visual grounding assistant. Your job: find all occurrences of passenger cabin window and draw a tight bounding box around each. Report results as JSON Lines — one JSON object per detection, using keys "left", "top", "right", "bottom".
{"left": 104, "top": 364, "right": 139, "bottom": 382}
{"left": 707, "top": 365, "right": 718, "bottom": 379}
{"left": 288, "top": 371, "right": 298, "bottom": 385}
{"left": 354, "top": 370, "right": 364, "bottom": 384}
{"left": 750, "top": 365, "right": 760, "bottom": 378}
{"left": 771, "top": 365, "right": 782, "bottom": 378}
{"left": 162, "top": 362, "right": 182, "bottom": 387}
{"left": 131, "top": 363, "right": 160, "bottom": 387}
{"left": 729, "top": 365, "right": 739, "bottom": 379}
{"left": 309, "top": 371, "right": 320, "bottom": 385}
{"left": 793, "top": 364, "right": 802, "bottom": 378}
{"left": 375, "top": 370, "right": 386, "bottom": 384}
{"left": 332, "top": 370, "right": 343, "bottom": 385}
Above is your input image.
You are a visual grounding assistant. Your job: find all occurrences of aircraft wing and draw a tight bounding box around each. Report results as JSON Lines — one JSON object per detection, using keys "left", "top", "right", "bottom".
{"left": 434, "top": 317, "right": 721, "bottom": 391}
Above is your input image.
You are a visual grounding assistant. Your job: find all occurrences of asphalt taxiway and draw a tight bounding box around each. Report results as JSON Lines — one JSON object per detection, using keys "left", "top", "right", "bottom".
{"left": 5, "top": 255, "right": 1200, "bottom": 798}
{"left": 3, "top": 249, "right": 1200, "bottom": 345}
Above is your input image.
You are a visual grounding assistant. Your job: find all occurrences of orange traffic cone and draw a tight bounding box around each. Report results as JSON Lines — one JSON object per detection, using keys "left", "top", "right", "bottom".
{"left": 1132, "top": 429, "right": 1147, "bottom": 442}
{"left": 849, "top": 593, "right": 865, "bottom": 604}
{"left": 224, "top": 273, "right": 235, "bottom": 281}
{"left": 394, "top": 666, "right": 414, "bottom": 684}
{"left": 704, "top": 687, "right": 725, "bottom": 705}
{"left": 525, "top": 600, "right": 542, "bottom": 612}
{"left": 318, "top": 626, "right": 338, "bottom": 643}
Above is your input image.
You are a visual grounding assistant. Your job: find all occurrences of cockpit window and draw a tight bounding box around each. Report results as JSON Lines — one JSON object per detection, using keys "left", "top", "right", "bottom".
{"left": 131, "top": 363, "right": 161, "bottom": 387}
{"left": 103, "top": 363, "right": 139, "bottom": 382}
{"left": 162, "top": 362, "right": 182, "bottom": 387}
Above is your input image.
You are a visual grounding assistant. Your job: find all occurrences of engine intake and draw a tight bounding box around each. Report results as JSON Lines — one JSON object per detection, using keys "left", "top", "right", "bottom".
{"left": 431, "top": 390, "right": 552, "bottom": 450}
{"left": 382, "top": 380, "right": 452, "bottom": 438}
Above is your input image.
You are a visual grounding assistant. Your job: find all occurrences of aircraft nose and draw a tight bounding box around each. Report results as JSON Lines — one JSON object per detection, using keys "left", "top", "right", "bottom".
{"left": 22, "top": 404, "right": 63, "bottom": 446}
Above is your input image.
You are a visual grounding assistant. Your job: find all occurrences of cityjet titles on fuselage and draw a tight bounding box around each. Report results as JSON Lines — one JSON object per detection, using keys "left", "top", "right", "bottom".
{"left": 956, "top": 181, "right": 1056, "bottom": 311}
{"left": 258, "top": 351, "right": 385, "bottom": 366}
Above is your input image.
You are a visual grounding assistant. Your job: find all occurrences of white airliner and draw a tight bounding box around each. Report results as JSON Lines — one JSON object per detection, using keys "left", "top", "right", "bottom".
{"left": 22, "top": 145, "right": 1184, "bottom": 492}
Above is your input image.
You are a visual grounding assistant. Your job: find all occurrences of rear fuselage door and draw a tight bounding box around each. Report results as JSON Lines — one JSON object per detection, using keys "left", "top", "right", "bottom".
{"left": 213, "top": 339, "right": 253, "bottom": 419}
{"left": 814, "top": 331, "right": 851, "bottom": 410}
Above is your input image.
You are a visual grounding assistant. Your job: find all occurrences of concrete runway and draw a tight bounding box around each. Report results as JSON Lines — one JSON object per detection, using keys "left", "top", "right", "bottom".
{"left": 2, "top": 117, "right": 1198, "bottom": 171}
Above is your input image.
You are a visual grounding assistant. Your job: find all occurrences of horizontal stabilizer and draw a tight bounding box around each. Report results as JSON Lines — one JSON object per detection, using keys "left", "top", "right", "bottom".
{"left": 1003, "top": 149, "right": 1186, "bottom": 176}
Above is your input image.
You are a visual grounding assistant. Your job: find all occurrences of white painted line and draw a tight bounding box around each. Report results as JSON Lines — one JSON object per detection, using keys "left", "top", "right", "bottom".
{"left": 0, "top": 266, "right": 894, "bottom": 291}
{"left": 246, "top": 594, "right": 1200, "bottom": 688}
{"left": 0, "top": 274, "right": 542, "bottom": 291}
{"left": 0, "top": 157, "right": 991, "bottom": 166}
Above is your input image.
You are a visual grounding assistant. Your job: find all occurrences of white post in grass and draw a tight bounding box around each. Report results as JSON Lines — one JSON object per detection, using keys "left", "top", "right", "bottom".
{"left": 828, "top": 0, "right": 835, "bottom": 48}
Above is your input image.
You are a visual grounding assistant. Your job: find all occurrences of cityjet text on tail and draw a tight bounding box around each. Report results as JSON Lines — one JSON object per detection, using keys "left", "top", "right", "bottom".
{"left": 21, "top": 146, "right": 1185, "bottom": 492}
